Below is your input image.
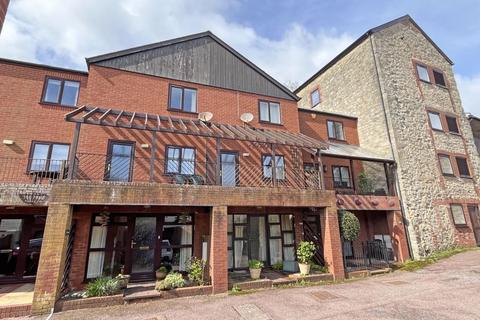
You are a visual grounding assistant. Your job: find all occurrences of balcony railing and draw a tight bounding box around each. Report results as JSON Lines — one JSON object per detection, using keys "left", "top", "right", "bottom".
{"left": 0, "top": 155, "right": 323, "bottom": 190}
{"left": 324, "top": 174, "right": 394, "bottom": 196}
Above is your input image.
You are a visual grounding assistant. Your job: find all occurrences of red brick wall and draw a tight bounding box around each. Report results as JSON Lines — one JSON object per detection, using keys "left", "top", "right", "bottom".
{"left": 69, "top": 210, "right": 92, "bottom": 289}
{"left": 0, "top": 0, "right": 9, "bottom": 34}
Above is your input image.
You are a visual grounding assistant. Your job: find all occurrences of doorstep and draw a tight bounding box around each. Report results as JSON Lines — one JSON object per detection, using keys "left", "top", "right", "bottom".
{"left": 347, "top": 268, "right": 392, "bottom": 279}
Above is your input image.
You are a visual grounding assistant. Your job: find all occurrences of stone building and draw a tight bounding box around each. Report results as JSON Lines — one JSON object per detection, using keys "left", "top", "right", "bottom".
{"left": 468, "top": 114, "right": 480, "bottom": 154}
{"left": 296, "top": 15, "right": 480, "bottom": 257}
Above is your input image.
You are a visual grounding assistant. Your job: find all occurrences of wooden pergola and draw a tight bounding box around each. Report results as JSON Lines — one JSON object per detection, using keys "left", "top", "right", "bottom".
{"left": 64, "top": 105, "right": 328, "bottom": 184}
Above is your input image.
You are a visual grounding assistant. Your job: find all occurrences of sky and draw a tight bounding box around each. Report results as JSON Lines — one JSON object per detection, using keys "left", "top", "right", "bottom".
{"left": 0, "top": 0, "right": 479, "bottom": 114}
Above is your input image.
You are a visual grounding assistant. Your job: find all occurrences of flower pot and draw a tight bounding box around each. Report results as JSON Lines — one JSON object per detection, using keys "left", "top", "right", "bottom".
{"left": 298, "top": 263, "right": 310, "bottom": 275}
{"left": 117, "top": 275, "right": 130, "bottom": 289}
{"left": 249, "top": 268, "right": 262, "bottom": 280}
{"left": 156, "top": 271, "right": 168, "bottom": 280}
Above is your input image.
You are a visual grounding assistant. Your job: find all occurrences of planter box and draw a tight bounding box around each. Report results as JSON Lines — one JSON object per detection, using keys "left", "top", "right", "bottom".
{"left": 56, "top": 294, "right": 124, "bottom": 312}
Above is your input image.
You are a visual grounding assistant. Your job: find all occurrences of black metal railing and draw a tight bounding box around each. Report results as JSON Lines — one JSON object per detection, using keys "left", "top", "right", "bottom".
{"left": 343, "top": 240, "right": 392, "bottom": 271}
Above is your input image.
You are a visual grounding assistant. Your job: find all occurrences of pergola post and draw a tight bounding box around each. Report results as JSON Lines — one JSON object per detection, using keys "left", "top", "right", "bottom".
{"left": 317, "top": 149, "right": 325, "bottom": 190}
{"left": 271, "top": 144, "right": 277, "bottom": 187}
{"left": 349, "top": 159, "right": 356, "bottom": 192}
{"left": 149, "top": 131, "right": 157, "bottom": 182}
{"left": 215, "top": 137, "right": 222, "bottom": 185}
{"left": 67, "top": 123, "right": 81, "bottom": 180}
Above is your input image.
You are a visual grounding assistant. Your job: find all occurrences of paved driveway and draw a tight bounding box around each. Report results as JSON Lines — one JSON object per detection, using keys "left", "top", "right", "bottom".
{"left": 30, "top": 250, "right": 480, "bottom": 320}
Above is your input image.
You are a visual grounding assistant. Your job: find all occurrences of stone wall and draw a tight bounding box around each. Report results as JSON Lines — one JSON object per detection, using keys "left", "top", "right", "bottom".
{"left": 372, "top": 20, "right": 480, "bottom": 256}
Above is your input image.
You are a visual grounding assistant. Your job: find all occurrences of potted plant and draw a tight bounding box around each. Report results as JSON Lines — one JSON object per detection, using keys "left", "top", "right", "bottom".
{"left": 248, "top": 259, "right": 264, "bottom": 280}
{"left": 115, "top": 273, "right": 130, "bottom": 289}
{"left": 296, "top": 241, "right": 316, "bottom": 275}
{"left": 155, "top": 266, "right": 169, "bottom": 280}
{"left": 155, "top": 272, "right": 185, "bottom": 291}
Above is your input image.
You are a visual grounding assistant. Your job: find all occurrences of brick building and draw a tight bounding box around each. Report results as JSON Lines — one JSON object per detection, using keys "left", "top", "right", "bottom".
{"left": 296, "top": 15, "right": 480, "bottom": 257}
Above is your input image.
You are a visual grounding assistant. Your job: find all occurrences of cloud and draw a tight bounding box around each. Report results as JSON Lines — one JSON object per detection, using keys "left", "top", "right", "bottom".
{"left": 456, "top": 73, "right": 480, "bottom": 115}
{"left": 0, "top": 0, "right": 353, "bottom": 86}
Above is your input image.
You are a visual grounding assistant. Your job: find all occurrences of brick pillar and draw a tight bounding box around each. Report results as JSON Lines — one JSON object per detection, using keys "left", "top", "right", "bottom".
{"left": 320, "top": 206, "right": 345, "bottom": 280}
{"left": 294, "top": 211, "right": 304, "bottom": 243}
{"left": 209, "top": 206, "right": 228, "bottom": 294}
{"left": 31, "top": 203, "right": 73, "bottom": 315}
{"left": 387, "top": 210, "right": 410, "bottom": 263}
{"left": 69, "top": 211, "right": 92, "bottom": 290}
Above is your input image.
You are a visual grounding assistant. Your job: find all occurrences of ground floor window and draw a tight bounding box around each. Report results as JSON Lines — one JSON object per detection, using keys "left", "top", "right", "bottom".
{"left": 227, "top": 214, "right": 295, "bottom": 270}
{"left": 86, "top": 213, "right": 193, "bottom": 280}
{"left": 0, "top": 215, "right": 45, "bottom": 282}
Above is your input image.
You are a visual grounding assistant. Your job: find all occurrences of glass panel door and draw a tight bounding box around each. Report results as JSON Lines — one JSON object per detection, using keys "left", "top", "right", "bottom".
{"left": 131, "top": 217, "right": 156, "bottom": 276}
{"left": 105, "top": 142, "right": 134, "bottom": 182}
{"left": 248, "top": 216, "right": 267, "bottom": 262}
{"left": 221, "top": 152, "right": 237, "bottom": 187}
{"left": 0, "top": 219, "right": 23, "bottom": 278}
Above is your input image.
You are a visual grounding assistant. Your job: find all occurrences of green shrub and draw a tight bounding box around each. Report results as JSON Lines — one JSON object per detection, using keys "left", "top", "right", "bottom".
{"left": 296, "top": 241, "right": 316, "bottom": 264}
{"left": 248, "top": 259, "right": 264, "bottom": 269}
{"left": 85, "top": 277, "right": 121, "bottom": 297}
{"left": 187, "top": 257, "right": 206, "bottom": 285}
{"left": 338, "top": 210, "right": 360, "bottom": 241}
{"left": 156, "top": 272, "right": 185, "bottom": 291}
{"left": 310, "top": 263, "right": 328, "bottom": 273}
{"left": 272, "top": 261, "right": 283, "bottom": 271}
{"left": 358, "top": 172, "right": 374, "bottom": 194}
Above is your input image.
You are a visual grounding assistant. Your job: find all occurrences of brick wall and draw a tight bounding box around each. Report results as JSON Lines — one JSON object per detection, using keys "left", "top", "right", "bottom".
{"left": 69, "top": 210, "right": 92, "bottom": 290}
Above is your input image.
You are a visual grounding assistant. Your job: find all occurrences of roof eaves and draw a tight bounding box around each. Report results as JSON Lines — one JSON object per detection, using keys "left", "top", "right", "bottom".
{"left": 0, "top": 57, "right": 88, "bottom": 75}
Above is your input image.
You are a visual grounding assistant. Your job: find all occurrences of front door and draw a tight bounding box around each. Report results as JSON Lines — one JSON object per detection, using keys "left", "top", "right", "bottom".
{"left": 468, "top": 205, "right": 480, "bottom": 246}
{"left": 220, "top": 152, "right": 238, "bottom": 187}
{"left": 130, "top": 217, "right": 157, "bottom": 280}
{"left": 105, "top": 141, "right": 135, "bottom": 182}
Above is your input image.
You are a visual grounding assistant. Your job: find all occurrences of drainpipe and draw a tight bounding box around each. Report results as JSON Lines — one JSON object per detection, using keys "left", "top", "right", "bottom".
{"left": 369, "top": 34, "right": 414, "bottom": 259}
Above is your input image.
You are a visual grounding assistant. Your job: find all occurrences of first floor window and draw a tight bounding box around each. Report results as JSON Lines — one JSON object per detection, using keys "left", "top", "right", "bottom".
{"left": 416, "top": 64, "right": 430, "bottom": 82}
{"left": 451, "top": 204, "right": 467, "bottom": 226}
{"left": 166, "top": 146, "right": 195, "bottom": 175}
{"left": 428, "top": 111, "right": 443, "bottom": 131}
{"left": 42, "top": 78, "right": 80, "bottom": 106}
{"left": 327, "top": 120, "right": 345, "bottom": 140}
{"left": 259, "top": 100, "right": 281, "bottom": 124}
{"left": 168, "top": 85, "right": 197, "bottom": 113}
{"left": 438, "top": 154, "right": 454, "bottom": 175}
{"left": 29, "top": 142, "right": 69, "bottom": 172}
{"left": 455, "top": 157, "right": 470, "bottom": 177}
{"left": 262, "top": 155, "right": 285, "bottom": 180}
{"left": 310, "top": 89, "right": 320, "bottom": 106}
{"left": 332, "top": 166, "right": 351, "bottom": 188}
{"left": 446, "top": 116, "right": 459, "bottom": 134}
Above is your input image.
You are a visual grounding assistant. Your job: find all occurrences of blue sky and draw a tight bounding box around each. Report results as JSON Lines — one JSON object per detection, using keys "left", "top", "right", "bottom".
{"left": 0, "top": 0, "right": 478, "bottom": 113}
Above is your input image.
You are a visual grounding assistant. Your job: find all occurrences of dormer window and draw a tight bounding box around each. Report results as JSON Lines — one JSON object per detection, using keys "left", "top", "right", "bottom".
{"left": 310, "top": 89, "right": 320, "bottom": 107}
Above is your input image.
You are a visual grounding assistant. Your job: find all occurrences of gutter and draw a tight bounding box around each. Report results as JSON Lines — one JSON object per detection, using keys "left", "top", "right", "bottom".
{"left": 369, "top": 35, "right": 414, "bottom": 259}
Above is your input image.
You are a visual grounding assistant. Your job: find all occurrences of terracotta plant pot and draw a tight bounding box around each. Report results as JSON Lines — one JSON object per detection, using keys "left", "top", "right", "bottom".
{"left": 298, "top": 263, "right": 310, "bottom": 275}
{"left": 156, "top": 271, "right": 168, "bottom": 280}
{"left": 249, "top": 268, "right": 262, "bottom": 280}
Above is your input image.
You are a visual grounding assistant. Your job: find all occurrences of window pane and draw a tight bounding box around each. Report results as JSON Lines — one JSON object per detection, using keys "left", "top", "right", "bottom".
{"left": 335, "top": 122, "right": 345, "bottom": 140}
{"left": 166, "top": 147, "right": 180, "bottom": 173}
{"left": 180, "top": 148, "right": 195, "bottom": 175}
{"left": 456, "top": 157, "right": 470, "bottom": 176}
{"left": 417, "top": 65, "right": 430, "bottom": 82}
{"left": 283, "top": 232, "right": 294, "bottom": 245}
{"left": 90, "top": 226, "right": 107, "bottom": 249}
{"left": 340, "top": 167, "right": 351, "bottom": 185}
{"left": 281, "top": 215, "right": 293, "bottom": 231}
{"left": 60, "top": 81, "right": 80, "bottom": 106}
{"left": 269, "top": 225, "right": 281, "bottom": 237}
{"left": 87, "top": 252, "right": 105, "bottom": 278}
{"left": 234, "top": 240, "right": 248, "bottom": 268}
{"left": 269, "top": 103, "right": 281, "bottom": 124}
{"left": 327, "top": 121, "right": 335, "bottom": 138}
{"left": 259, "top": 101, "right": 269, "bottom": 121}
{"left": 162, "top": 225, "right": 193, "bottom": 246}
{"left": 234, "top": 214, "right": 247, "bottom": 224}
{"left": 433, "top": 70, "right": 446, "bottom": 87}
{"left": 228, "top": 215, "right": 233, "bottom": 232}
{"left": 283, "top": 246, "right": 295, "bottom": 261}
{"left": 439, "top": 156, "right": 454, "bottom": 175}
{"left": 311, "top": 89, "right": 320, "bottom": 106}
{"left": 235, "top": 226, "right": 246, "bottom": 238}
{"left": 183, "top": 89, "right": 197, "bottom": 113}
{"left": 275, "top": 156, "right": 285, "bottom": 179}
{"left": 30, "top": 144, "right": 49, "bottom": 171}
{"left": 269, "top": 239, "right": 282, "bottom": 264}
{"left": 109, "top": 144, "right": 133, "bottom": 182}
{"left": 451, "top": 205, "right": 466, "bottom": 225}
{"left": 49, "top": 144, "right": 69, "bottom": 172}
{"left": 169, "top": 87, "right": 183, "bottom": 110}
{"left": 428, "top": 112, "right": 443, "bottom": 130}
{"left": 44, "top": 79, "right": 61, "bottom": 103}
{"left": 446, "top": 116, "right": 459, "bottom": 133}
{"left": 268, "top": 215, "right": 280, "bottom": 223}
{"left": 263, "top": 156, "right": 272, "bottom": 178}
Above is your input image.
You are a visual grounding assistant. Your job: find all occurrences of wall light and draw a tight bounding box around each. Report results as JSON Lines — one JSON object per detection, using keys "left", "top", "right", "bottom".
{"left": 2, "top": 139, "right": 15, "bottom": 145}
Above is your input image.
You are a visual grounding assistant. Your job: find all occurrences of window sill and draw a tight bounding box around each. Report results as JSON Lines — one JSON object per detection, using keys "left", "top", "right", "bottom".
{"left": 436, "top": 84, "right": 449, "bottom": 90}
{"left": 460, "top": 175, "right": 473, "bottom": 180}
{"left": 259, "top": 121, "right": 284, "bottom": 127}
{"left": 448, "top": 131, "right": 462, "bottom": 137}
{"left": 431, "top": 128, "right": 445, "bottom": 133}
{"left": 442, "top": 173, "right": 456, "bottom": 178}
{"left": 39, "top": 101, "right": 77, "bottom": 108}
{"left": 453, "top": 223, "right": 469, "bottom": 228}
{"left": 419, "top": 79, "right": 432, "bottom": 85}
{"left": 328, "top": 138, "right": 348, "bottom": 143}
{"left": 167, "top": 109, "right": 198, "bottom": 115}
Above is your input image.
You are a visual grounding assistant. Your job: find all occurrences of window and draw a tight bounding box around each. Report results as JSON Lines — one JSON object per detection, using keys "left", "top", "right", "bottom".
{"left": 29, "top": 142, "right": 69, "bottom": 172}
{"left": 332, "top": 166, "right": 351, "bottom": 188}
{"left": 416, "top": 64, "right": 430, "bottom": 82}
{"left": 428, "top": 112, "right": 443, "bottom": 131}
{"left": 438, "top": 154, "right": 454, "bottom": 176}
{"left": 259, "top": 101, "right": 281, "bottom": 124}
{"left": 262, "top": 155, "right": 285, "bottom": 180}
{"left": 433, "top": 70, "right": 446, "bottom": 87}
{"left": 446, "top": 116, "right": 459, "bottom": 134}
{"left": 161, "top": 215, "right": 193, "bottom": 271}
{"left": 166, "top": 146, "right": 195, "bottom": 175}
{"left": 42, "top": 78, "right": 80, "bottom": 106}
{"left": 168, "top": 85, "right": 197, "bottom": 113}
{"left": 327, "top": 120, "right": 345, "bottom": 140}
{"left": 455, "top": 157, "right": 470, "bottom": 177}
{"left": 450, "top": 204, "right": 467, "bottom": 226}
{"left": 310, "top": 89, "right": 320, "bottom": 107}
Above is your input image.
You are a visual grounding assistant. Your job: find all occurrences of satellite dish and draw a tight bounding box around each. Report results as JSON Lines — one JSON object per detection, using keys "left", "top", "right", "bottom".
{"left": 240, "top": 112, "right": 254, "bottom": 124}
{"left": 198, "top": 111, "right": 213, "bottom": 122}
